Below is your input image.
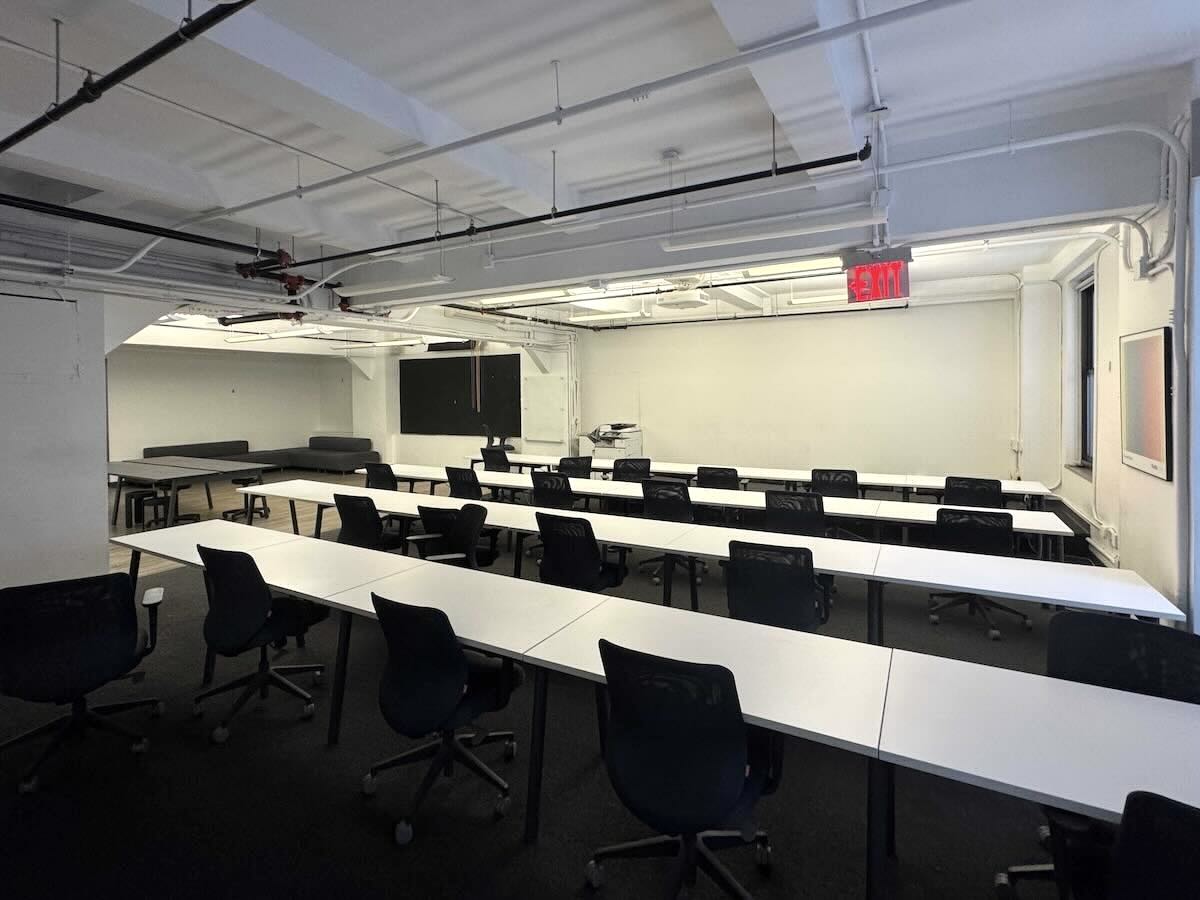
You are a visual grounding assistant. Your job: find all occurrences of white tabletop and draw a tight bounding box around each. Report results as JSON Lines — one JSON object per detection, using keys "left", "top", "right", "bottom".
{"left": 906, "top": 474, "right": 1053, "bottom": 497}
{"left": 666, "top": 524, "right": 883, "bottom": 579}
{"left": 111, "top": 519, "right": 303, "bottom": 564}
{"left": 524, "top": 596, "right": 892, "bottom": 756}
{"left": 325, "top": 564, "right": 607, "bottom": 658}
{"left": 872, "top": 500, "right": 1072, "bottom": 537}
{"left": 873, "top": 544, "right": 1183, "bottom": 621}
{"left": 880, "top": 649, "right": 1200, "bottom": 821}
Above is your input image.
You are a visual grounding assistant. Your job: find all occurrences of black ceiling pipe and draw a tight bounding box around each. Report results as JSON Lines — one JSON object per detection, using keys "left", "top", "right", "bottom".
{"left": 216, "top": 311, "right": 302, "bottom": 327}
{"left": 0, "top": 0, "right": 261, "bottom": 156}
{"left": 249, "top": 140, "right": 872, "bottom": 274}
{"left": 0, "top": 191, "right": 280, "bottom": 260}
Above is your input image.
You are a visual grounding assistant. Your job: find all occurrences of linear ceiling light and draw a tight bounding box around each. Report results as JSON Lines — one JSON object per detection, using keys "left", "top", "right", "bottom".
{"left": 568, "top": 310, "right": 647, "bottom": 323}
{"left": 333, "top": 273, "right": 454, "bottom": 298}
{"left": 476, "top": 288, "right": 566, "bottom": 306}
{"left": 224, "top": 332, "right": 271, "bottom": 343}
{"left": 368, "top": 337, "right": 426, "bottom": 348}
{"left": 741, "top": 257, "right": 845, "bottom": 277}
{"left": 660, "top": 207, "right": 887, "bottom": 253}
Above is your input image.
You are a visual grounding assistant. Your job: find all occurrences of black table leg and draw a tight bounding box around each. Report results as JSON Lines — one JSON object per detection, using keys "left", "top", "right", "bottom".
{"left": 166, "top": 481, "right": 179, "bottom": 527}
{"left": 314, "top": 504, "right": 325, "bottom": 539}
{"left": 326, "top": 611, "right": 353, "bottom": 746}
{"left": 111, "top": 477, "right": 124, "bottom": 526}
{"left": 867, "top": 758, "right": 893, "bottom": 899}
{"left": 243, "top": 490, "right": 251, "bottom": 521}
{"left": 867, "top": 581, "right": 884, "bottom": 645}
{"left": 662, "top": 555, "right": 675, "bottom": 606}
{"left": 524, "top": 667, "right": 549, "bottom": 844}
{"left": 513, "top": 533, "right": 525, "bottom": 578}
{"left": 289, "top": 500, "right": 299, "bottom": 535}
{"left": 887, "top": 762, "right": 896, "bottom": 858}
{"left": 128, "top": 550, "right": 141, "bottom": 589}
{"left": 687, "top": 558, "right": 699, "bottom": 612}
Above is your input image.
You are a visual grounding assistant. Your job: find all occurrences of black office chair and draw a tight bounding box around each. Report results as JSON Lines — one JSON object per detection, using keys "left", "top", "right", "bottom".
{"left": 447, "top": 466, "right": 505, "bottom": 549}
{"left": 695, "top": 466, "right": 740, "bottom": 525}
{"left": 0, "top": 573, "right": 163, "bottom": 793}
{"left": 997, "top": 613, "right": 1200, "bottom": 898}
{"left": 365, "top": 462, "right": 400, "bottom": 491}
{"left": 945, "top": 475, "right": 1003, "bottom": 508}
{"left": 524, "top": 472, "right": 583, "bottom": 557}
{"left": 361, "top": 595, "right": 523, "bottom": 846}
{"left": 408, "top": 504, "right": 498, "bottom": 569}
{"left": 763, "top": 490, "right": 827, "bottom": 536}
{"left": 334, "top": 493, "right": 408, "bottom": 553}
{"left": 726, "top": 541, "right": 829, "bottom": 631}
{"left": 480, "top": 447, "right": 512, "bottom": 473}
{"left": 928, "top": 508, "right": 1030, "bottom": 639}
{"left": 559, "top": 456, "right": 594, "bottom": 479}
{"left": 193, "top": 546, "right": 327, "bottom": 744}
{"left": 612, "top": 457, "right": 651, "bottom": 482}
{"left": 585, "top": 639, "right": 777, "bottom": 897}
{"left": 637, "top": 479, "right": 705, "bottom": 594}
{"left": 536, "top": 512, "right": 627, "bottom": 591}
{"left": 810, "top": 468, "right": 860, "bottom": 499}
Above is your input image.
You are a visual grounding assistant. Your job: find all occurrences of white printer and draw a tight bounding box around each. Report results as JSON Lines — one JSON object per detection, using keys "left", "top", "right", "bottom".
{"left": 581, "top": 423, "right": 643, "bottom": 459}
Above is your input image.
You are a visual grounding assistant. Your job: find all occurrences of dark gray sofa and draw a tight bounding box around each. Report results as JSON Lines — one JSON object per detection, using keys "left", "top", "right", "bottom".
{"left": 143, "top": 437, "right": 380, "bottom": 474}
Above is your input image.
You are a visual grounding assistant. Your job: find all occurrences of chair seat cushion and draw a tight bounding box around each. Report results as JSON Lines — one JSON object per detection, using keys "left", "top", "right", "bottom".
{"left": 221, "top": 595, "right": 329, "bottom": 655}
{"left": 446, "top": 651, "right": 525, "bottom": 729}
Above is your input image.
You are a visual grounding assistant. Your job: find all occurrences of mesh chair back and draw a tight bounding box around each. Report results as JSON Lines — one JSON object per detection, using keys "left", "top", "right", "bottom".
{"left": 197, "top": 546, "right": 275, "bottom": 655}
{"left": 612, "top": 457, "right": 651, "bottom": 482}
{"left": 726, "top": 541, "right": 824, "bottom": 631}
{"left": 558, "top": 456, "right": 593, "bottom": 479}
{"left": 536, "top": 513, "right": 604, "bottom": 588}
{"left": 944, "top": 476, "right": 1003, "bottom": 508}
{"left": 334, "top": 493, "right": 384, "bottom": 549}
{"left": 599, "top": 639, "right": 748, "bottom": 835}
{"left": 0, "top": 573, "right": 139, "bottom": 703}
{"left": 697, "top": 466, "right": 740, "bottom": 490}
{"left": 1047, "top": 613, "right": 1200, "bottom": 704}
{"left": 371, "top": 595, "right": 468, "bottom": 738}
{"left": 364, "top": 462, "right": 399, "bottom": 492}
{"left": 641, "top": 479, "right": 694, "bottom": 523}
{"left": 418, "top": 504, "right": 489, "bottom": 560}
{"left": 532, "top": 471, "right": 576, "bottom": 509}
{"left": 810, "top": 468, "right": 859, "bottom": 499}
{"left": 1110, "top": 792, "right": 1200, "bottom": 900}
{"left": 480, "top": 447, "right": 511, "bottom": 473}
{"left": 934, "top": 508, "right": 1013, "bottom": 556}
{"left": 418, "top": 506, "right": 458, "bottom": 542}
{"left": 447, "top": 466, "right": 484, "bottom": 500}
{"left": 763, "top": 490, "right": 826, "bottom": 536}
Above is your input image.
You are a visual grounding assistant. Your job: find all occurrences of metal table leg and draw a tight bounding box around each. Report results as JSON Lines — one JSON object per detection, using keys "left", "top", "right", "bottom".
{"left": 326, "top": 611, "right": 353, "bottom": 746}
{"left": 662, "top": 555, "right": 675, "bottom": 606}
{"left": 687, "top": 557, "right": 699, "bottom": 612}
{"left": 524, "top": 667, "right": 549, "bottom": 843}
{"left": 128, "top": 549, "right": 141, "bottom": 589}
{"left": 867, "top": 581, "right": 885, "bottom": 645}
{"left": 111, "top": 477, "right": 125, "bottom": 526}
{"left": 513, "top": 533, "right": 525, "bottom": 578}
{"left": 166, "top": 480, "right": 180, "bottom": 527}
{"left": 867, "top": 758, "right": 893, "bottom": 900}
{"left": 314, "top": 504, "right": 325, "bottom": 538}
{"left": 289, "top": 500, "right": 299, "bottom": 535}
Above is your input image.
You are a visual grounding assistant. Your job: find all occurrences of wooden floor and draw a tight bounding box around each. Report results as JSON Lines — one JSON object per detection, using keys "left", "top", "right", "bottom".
{"left": 107, "top": 471, "right": 401, "bottom": 578}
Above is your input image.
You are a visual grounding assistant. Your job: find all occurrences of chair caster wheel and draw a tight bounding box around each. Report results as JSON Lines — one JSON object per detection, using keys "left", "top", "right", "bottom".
{"left": 755, "top": 837, "right": 773, "bottom": 871}
{"left": 151, "top": 700, "right": 166, "bottom": 718}
{"left": 300, "top": 702, "right": 315, "bottom": 720}
{"left": 131, "top": 738, "right": 149, "bottom": 754}
{"left": 312, "top": 670, "right": 323, "bottom": 686}
{"left": 525, "top": 548, "right": 534, "bottom": 557}
{"left": 585, "top": 860, "right": 604, "bottom": 889}
{"left": 929, "top": 614, "right": 940, "bottom": 625}
{"left": 394, "top": 820, "right": 414, "bottom": 846}
{"left": 694, "top": 576, "right": 703, "bottom": 586}
{"left": 493, "top": 793, "right": 511, "bottom": 820}
{"left": 361, "top": 773, "right": 378, "bottom": 797}
{"left": 1037, "top": 824, "right": 1052, "bottom": 850}
{"left": 210, "top": 726, "right": 230, "bottom": 745}
{"left": 651, "top": 576, "right": 662, "bottom": 586}
{"left": 17, "top": 776, "right": 38, "bottom": 795}
{"left": 1023, "top": 618, "right": 1033, "bottom": 630}
{"left": 503, "top": 738, "right": 517, "bottom": 761}
{"left": 192, "top": 703, "right": 204, "bottom": 718}
{"left": 989, "top": 628, "right": 1002, "bottom": 641}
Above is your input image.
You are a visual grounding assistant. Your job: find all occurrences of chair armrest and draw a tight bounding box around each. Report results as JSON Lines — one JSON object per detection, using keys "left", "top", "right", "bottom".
{"left": 141, "top": 587, "right": 164, "bottom": 653}
{"left": 406, "top": 533, "right": 443, "bottom": 542}
{"left": 426, "top": 552, "right": 467, "bottom": 563}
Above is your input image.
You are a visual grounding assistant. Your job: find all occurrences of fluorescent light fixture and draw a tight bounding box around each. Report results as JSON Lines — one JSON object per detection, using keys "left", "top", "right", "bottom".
{"left": 333, "top": 273, "right": 454, "bottom": 298}
{"left": 268, "top": 326, "right": 324, "bottom": 339}
{"left": 660, "top": 208, "right": 887, "bottom": 253}
{"left": 369, "top": 337, "right": 425, "bottom": 348}
{"left": 742, "top": 257, "right": 844, "bottom": 277}
{"left": 476, "top": 288, "right": 565, "bottom": 306}
{"left": 568, "top": 310, "right": 646, "bottom": 323}
{"left": 368, "top": 248, "right": 400, "bottom": 257}
{"left": 785, "top": 294, "right": 847, "bottom": 306}
{"left": 224, "top": 332, "right": 271, "bottom": 343}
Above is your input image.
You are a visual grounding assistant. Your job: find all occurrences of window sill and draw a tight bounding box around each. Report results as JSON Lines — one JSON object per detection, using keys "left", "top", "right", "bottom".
{"left": 1066, "top": 464, "right": 1093, "bottom": 483}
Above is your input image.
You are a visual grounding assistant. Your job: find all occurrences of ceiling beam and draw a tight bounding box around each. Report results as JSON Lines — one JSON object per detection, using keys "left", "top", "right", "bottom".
{"left": 125, "top": 0, "right": 575, "bottom": 218}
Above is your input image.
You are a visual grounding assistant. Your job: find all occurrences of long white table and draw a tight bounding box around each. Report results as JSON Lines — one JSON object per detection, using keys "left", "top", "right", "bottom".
{"left": 468, "top": 452, "right": 1053, "bottom": 504}
{"left": 240, "top": 480, "right": 1182, "bottom": 645}
{"left": 369, "top": 464, "right": 1072, "bottom": 554}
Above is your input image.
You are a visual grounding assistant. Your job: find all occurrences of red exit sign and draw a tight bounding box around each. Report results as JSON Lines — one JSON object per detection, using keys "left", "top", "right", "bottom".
{"left": 847, "top": 259, "right": 909, "bottom": 302}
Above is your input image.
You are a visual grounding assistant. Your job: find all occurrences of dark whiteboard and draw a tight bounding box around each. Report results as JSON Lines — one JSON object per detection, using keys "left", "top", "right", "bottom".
{"left": 399, "top": 353, "right": 521, "bottom": 436}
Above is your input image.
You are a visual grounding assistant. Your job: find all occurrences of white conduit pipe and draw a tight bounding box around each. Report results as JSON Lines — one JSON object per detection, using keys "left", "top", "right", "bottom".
{"left": 74, "top": 0, "right": 973, "bottom": 274}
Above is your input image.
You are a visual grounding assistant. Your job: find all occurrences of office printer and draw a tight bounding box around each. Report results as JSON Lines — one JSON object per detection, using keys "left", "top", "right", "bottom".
{"left": 581, "top": 423, "right": 643, "bottom": 459}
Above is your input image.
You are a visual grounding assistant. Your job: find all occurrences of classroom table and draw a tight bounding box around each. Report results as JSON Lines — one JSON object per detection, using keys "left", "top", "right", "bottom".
{"left": 240, "top": 480, "right": 1181, "bottom": 642}
{"left": 109, "top": 457, "right": 271, "bottom": 527}
{"left": 468, "top": 452, "right": 1054, "bottom": 506}
{"left": 369, "top": 464, "right": 1073, "bottom": 556}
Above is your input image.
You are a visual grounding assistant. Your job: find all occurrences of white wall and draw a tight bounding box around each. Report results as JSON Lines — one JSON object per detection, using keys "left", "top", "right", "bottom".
{"left": 107, "top": 346, "right": 354, "bottom": 460}
{"left": 0, "top": 292, "right": 108, "bottom": 587}
{"left": 578, "top": 298, "right": 1019, "bottom": 476}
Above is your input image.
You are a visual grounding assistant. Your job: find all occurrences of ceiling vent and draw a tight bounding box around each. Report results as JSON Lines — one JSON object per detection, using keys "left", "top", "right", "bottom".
{"left": 657, "top": 288, "right": 710, "bottom": 310}
{"left": 0, "top": 165, "right": 101, "bottom": 205}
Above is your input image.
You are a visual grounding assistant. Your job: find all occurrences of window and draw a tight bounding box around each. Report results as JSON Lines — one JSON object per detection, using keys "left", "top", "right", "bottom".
{"left": 1078, "top": 280, "right": 1096, "bottom": 467}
